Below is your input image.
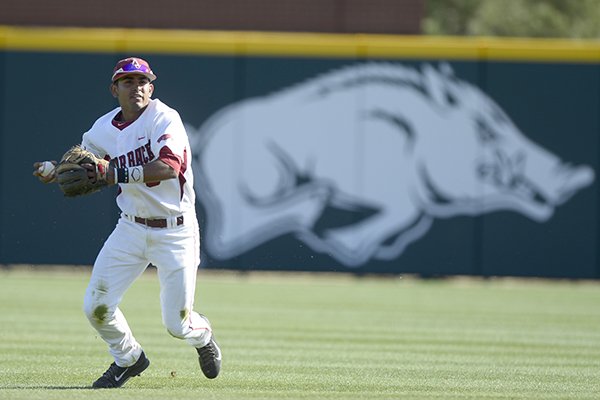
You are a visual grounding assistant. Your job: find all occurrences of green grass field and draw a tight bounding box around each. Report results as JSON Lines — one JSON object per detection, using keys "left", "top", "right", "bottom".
{"left": 0, "top": 267, "right": 599, "bottom": 399}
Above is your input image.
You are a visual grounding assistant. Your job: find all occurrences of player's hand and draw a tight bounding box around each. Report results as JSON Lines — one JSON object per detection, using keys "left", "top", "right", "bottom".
{"left": 80, "top": 162, "right": 116, "bottom": 186}
{"left": 81, "top": 163, "right": 98, "bottom": 181}
{"left": 33, "top": 161, "right": 58, "bottom": 184}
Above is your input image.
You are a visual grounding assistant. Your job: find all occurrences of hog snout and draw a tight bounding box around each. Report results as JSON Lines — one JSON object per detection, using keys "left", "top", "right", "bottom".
{"left": 478, "top": 148, "right": 594, "bottom": 221}
{"left": 548, "top": 163, "right": 595, "bottom": 206}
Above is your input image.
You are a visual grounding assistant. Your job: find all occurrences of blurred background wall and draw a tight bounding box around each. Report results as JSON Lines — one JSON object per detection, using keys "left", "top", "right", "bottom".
{"left": 1, "top": 0, "right": 599, "bottom": 278}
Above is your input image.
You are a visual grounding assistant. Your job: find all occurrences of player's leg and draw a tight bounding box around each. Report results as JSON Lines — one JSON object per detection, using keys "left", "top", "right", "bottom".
{"left": 83, "top": 219, "right": 149, "bottom": 369}
{"left": 150, "top": 216, "right": 221, "bottom": 378}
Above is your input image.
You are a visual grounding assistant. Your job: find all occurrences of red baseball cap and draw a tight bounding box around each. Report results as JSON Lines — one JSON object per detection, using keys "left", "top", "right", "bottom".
{"left": 111, "top": 57, "right": 157, "bottom": 82}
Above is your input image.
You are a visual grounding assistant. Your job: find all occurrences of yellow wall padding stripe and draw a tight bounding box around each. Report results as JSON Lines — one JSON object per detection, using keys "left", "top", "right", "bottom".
{"left": 0, "top": 25, "right": 599, "bottom": 62}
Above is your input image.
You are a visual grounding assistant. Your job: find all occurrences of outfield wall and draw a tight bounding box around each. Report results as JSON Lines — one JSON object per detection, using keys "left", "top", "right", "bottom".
{"left": 1, "top": 26, "right": 598, "bottom": 278}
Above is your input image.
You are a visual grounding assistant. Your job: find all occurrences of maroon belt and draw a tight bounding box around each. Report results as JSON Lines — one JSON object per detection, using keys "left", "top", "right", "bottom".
{"left": 133, "top": 216, "right": 184, "bottom": 228}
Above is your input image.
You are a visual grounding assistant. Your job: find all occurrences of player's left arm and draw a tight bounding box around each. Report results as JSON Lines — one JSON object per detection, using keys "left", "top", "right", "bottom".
{"left": 138, "top": 157, "right": 179, "bottom": 182}
{"left": 109, "top": 147, "right": 181, "bottom": 184}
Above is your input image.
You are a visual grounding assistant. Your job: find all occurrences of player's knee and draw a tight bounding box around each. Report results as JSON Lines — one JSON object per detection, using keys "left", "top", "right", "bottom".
{"left": 83, "top": 299, "right": 112, "bottom": 325}
{"left": 83, "top": 297, "right": 94, "bottom": 319}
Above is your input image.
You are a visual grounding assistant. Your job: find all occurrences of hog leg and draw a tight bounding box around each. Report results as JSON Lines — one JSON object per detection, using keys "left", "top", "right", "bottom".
{"left": 206, "top": 176, "right": 332, "bottom": 260}
{"left": 374, "top": 214, "right": 432, "bottom": 261}
{"left": 318, "top": 209, "right": 423, "bottom": 267}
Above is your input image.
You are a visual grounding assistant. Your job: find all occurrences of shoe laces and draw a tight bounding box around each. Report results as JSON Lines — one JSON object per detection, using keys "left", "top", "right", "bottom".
{"left": 101, "top": 362, "right": 124, "bottom": 380}
{"left": 198, "top": 341, "right": 217, "bottom": 363}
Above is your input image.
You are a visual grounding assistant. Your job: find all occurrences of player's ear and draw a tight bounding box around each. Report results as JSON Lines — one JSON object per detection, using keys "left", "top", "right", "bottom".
{"left": 109, "top": 82, "right": 118, "bottom": 98}
{"left": 149, "top": 83, "right": 154, "bottom": 96}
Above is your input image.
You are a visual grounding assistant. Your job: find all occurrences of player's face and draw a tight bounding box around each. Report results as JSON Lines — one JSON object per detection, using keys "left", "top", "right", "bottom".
{"left": 111, "top": 74, "right": 154, "bottom": 114}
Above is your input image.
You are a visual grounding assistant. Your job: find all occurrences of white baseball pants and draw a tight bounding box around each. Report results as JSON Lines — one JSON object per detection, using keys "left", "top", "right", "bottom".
{"left": 83, "top": 214, "right": 212, "bottom": 367}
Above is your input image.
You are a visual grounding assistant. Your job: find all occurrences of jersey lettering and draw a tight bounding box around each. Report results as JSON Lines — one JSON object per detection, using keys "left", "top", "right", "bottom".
{"left": 113, "top": 140, "right": 156, "bottom": 168}
{"left": 145, "top": 141, "right": 155, "bottom": 160}
{"left": 134, "top": 148, "right": 143, "bottom": 165}
{"left": 127, "top": 152, "right": 136, "bottom": 166}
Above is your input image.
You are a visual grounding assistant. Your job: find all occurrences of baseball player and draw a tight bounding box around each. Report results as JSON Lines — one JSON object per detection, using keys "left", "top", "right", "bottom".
{"left": 32, "top": 57, "right": 221, "bottom": 388}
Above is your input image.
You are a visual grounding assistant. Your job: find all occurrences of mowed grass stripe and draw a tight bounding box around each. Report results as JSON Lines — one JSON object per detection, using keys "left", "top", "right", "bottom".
{"left": 0, "top": 268, "right": 599, "bottom": 399}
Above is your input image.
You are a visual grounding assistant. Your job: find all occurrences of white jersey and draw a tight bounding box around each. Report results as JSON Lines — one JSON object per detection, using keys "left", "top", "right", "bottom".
{"left": 82, "top": 98, "right": 196, "bottom": 218}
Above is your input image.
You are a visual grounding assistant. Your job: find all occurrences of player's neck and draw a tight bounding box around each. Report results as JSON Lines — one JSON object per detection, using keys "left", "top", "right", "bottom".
{"left": 117, "top": 105, "right": 148, "bottom": 123}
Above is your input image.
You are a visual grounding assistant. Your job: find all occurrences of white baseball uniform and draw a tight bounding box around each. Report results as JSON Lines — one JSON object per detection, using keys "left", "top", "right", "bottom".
{"left": 81, "top": 98, "right": 212, "bottom": 367}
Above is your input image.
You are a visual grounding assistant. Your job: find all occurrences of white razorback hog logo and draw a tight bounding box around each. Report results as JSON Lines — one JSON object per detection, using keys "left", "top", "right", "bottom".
{"left": 188, "top": 63, "right": 595, "bottom": 267}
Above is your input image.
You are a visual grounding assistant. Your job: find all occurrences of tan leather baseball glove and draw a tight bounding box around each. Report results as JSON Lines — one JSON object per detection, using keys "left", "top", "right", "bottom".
{"left": 55, "top": 145, "right": 112, "bottom": 197}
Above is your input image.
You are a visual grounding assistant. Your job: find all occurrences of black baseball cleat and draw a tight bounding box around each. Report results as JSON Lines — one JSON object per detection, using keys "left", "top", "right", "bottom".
{"left": 196, "top": 335, "right": 222, "bottom": 379}
{"left": 92, "top": 351, "right": 150, "bottom": 389}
